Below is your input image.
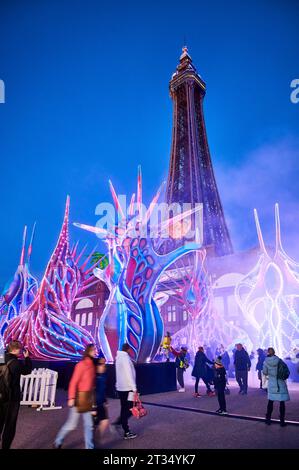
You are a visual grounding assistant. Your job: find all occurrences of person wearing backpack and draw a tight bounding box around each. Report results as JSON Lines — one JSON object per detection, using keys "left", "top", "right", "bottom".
{"left": 263, "top": 347, "right": 290, "bottom": 427}
{"left": 170, "top": 346, "right": 189, "bottom": 392}
{"left": 0, "top": 340, "right": 32, "bottom": 449}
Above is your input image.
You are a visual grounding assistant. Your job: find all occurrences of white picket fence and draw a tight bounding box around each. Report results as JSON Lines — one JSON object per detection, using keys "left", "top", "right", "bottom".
{"left": 20, "top": 368, "right": 62, "bottom": 411}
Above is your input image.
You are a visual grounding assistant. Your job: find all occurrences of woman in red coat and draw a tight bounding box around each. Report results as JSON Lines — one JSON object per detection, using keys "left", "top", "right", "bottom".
{"left": 54, "top": 344, "right": 96, "bottom": 449}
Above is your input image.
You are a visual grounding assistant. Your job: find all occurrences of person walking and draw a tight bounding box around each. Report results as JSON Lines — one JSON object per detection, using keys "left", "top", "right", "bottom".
{"left": 192, "top": 346, "right": 215, "bottom": 397}
{"left": 93, "top": 356, "right": 111, "bottom": 443}
{"left": 0, "top": 340, "right": 32, "bottom": 449}
{"left": 53, "top": 343, "right": 96, "bottom": 449}
{"left": 170, "top": 346, "right": 189, "bottom": 392}
{"left": 256, "top": 348, "right": 266, "bottom": 389}
{"left": 263, "top": 347, "right": 290, "bottom": 427}
{"left": 113, "top": 343, "right": 137, "bottom": 440}
{"left": 213, "top": 357, "right": 228, "bottom": 415}
{"left": 234, "top": 343, "right": 251, "bottom": 395}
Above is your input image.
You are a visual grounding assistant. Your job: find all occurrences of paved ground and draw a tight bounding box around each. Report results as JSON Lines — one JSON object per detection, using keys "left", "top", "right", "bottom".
{"left": 11, "top": 377, "right": 299, "bottom": 449}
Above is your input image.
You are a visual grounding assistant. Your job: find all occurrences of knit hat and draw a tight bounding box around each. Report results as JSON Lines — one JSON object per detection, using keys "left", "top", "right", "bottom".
{"left": 215, "top": 357, "right": 223, "bottom": 366}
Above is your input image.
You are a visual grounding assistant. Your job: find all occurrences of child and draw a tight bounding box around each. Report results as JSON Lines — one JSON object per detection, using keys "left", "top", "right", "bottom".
{"left": 93, "top": 357, "right": 110, "bottom": 440}
{"left": 213, "top": 356, "right": 228, "bottom": 415}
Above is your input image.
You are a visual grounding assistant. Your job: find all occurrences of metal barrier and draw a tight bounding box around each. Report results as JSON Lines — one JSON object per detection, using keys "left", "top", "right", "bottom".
{"left": 20, "top": 368, "right": 62, "bottom": 411}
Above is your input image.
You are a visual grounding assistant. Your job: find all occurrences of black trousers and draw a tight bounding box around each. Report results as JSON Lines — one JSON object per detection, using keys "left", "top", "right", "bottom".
{"left": 0, "top": 400, "right": 20, "bottom": 449}
{"left": 235, "top": 370, "right": 248, "bottom": 392}
{"left": 216, "top": 386, "right": 227, "bottom": 411}
{"left": 115, "top": 391, "right": 133, "bottom": 433}
{"left": 195, "top": 376, "right": 211, "bottom": 393}
{"left": 177, "top": 369, "right": 184, "bottom": 388}
{"left": 266, "top": 400, "right": 286, "bottom": 422}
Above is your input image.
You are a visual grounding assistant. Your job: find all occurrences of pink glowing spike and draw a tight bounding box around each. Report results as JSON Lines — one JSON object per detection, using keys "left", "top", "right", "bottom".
{"left": 159, "top": 205, "right": 201, "bottom": 236}
{"left": 80, "top": 244, "right": 99, "bottom": 272}
{"left": 253, "top": 208, "right": 268, "bottom": 255}
{"left": 143, "top": 181, "right": 166, "bottom": 225}
{"left": 73, "top": 222, "right": 107, "bottom": 235}
{"left": 109, "top": 179, "right": 125, "bottom": 220}
{"left": 128, "top": 193, "right": 136, "bottom": 216}
{"left": 27, "top": 222, "right": 36, "bottom": 265}
{"left": 75, "top": 243, "right": 88, "bottom": 265}
{"left": 137, "top": 165, "right": 142, "bottom": 221}
{"left": 71, "top": 240, "right": 80, "bottom": 259}
{"left": 19, "top": 225, "right": 27, "bottom": 267}
{"left": 275, "top": 203, "right": 283, "bottom": 255}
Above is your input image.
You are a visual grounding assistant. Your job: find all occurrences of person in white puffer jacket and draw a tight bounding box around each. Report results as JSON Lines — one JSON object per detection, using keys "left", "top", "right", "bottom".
{"left": 113, "top": 343, "right": 137, "bottom": 440}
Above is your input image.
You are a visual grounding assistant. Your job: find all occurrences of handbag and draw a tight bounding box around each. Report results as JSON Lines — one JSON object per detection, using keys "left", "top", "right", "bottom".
{"left": 75, "top": 391, "right": 94, "bottom": 413}
{"left": 130, "top": 392, "right": 147, "bottom": 419}
{"left": 262, "top": 373, "right": 269, "bottom": 389}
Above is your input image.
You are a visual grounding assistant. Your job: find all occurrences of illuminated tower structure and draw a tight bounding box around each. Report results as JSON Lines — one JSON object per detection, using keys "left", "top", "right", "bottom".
{"left": 166, "top": 47, "right": 233, "bottom": 257}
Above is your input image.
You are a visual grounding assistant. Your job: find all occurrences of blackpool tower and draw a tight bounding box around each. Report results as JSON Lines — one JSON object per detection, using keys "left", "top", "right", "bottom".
{"left": 166, "top": 47, "right": 233, "bottom": 256}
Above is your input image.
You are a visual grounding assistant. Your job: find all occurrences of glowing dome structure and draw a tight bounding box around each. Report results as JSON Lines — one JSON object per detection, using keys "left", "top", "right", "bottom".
{"left": 235, "top": 204, "right": 299, "bottom": 358}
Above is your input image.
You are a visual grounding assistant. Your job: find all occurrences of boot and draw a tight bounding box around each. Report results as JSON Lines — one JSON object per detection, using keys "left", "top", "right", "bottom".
{"left": 280, "top": 417, "right": 287, "bottom": 427}
{"left": 265, "top": 414, "right": 271, "bottom": 425}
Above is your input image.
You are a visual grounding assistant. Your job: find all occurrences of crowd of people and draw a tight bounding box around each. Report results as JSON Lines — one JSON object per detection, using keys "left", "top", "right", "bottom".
{"left": 0, "top": 336, "right": 292, "bottom": 449}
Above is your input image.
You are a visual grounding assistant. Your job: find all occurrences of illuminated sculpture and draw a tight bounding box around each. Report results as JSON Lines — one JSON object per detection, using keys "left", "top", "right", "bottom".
{"left": 235, "top": 204, "right": 299, "bottom": 358}
{"left": 74, "top": 167, "right": 201, "bottom": 362}
{"left": 0, "top": 225, "right": 38, "bottom": 346}
{"left": 159, "top": 250, "right": 252, "bottom": 355}
{"left": 4, "top": 197, "right": 97, "bottom": 360}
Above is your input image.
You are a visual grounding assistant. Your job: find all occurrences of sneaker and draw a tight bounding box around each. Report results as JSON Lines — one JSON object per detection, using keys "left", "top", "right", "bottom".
{"left": 265, "top": 418, "right": 271, "bottom": 425}
{"left": 216, "top": 410, "right": 228, "bottom": 415}
{"left": 124, "top": 431, "right": 137, "bottom": 440}
{"left": 193, "top": 392, "right": 201, "bottom": 398}
{"left": 215, "top": 409, "right": 222, "bottom": 414}
{"left": 178, "top": 388, "right": 185, "bottom": 392}
{"left": 207, "top": 391, "right": 215, "bottom": 397}
{"left": 238, "top": 390, "right": 243, "bottom": 394}
{"left": 280, "top": 422, "right": 287, "bottom": 427}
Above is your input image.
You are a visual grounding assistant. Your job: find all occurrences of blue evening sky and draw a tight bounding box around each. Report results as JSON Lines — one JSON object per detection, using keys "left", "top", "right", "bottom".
{"left": 0, "top": 0, "right": 298, "bottom": 287}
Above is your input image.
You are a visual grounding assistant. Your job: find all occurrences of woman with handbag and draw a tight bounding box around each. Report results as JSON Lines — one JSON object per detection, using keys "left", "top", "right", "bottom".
{"left": 53, "top": 344, "right": 96, "bottom": 449}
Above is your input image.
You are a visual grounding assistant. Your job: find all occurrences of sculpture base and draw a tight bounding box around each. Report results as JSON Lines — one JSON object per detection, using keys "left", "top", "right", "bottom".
{"left": 32, "top": 360, "right": 177, "bottom": 397}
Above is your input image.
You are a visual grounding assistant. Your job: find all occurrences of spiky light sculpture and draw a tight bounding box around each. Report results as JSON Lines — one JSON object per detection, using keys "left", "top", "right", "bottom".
{"left": 235, "top": 204, "right": 299, "bottom": 358}
{"left": 74, "top": 167, "right": 201, "bottom": 362}
{"left": 3, "top": 197, "right": 98, "bottom": 360}
{"left": 0, "top": 225, "right": 39, "bottom": 346}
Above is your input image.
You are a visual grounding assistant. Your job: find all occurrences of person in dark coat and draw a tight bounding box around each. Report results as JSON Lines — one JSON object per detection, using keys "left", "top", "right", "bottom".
{"left": 234, "top": 343, "right": 251, "bottom": 395}
{"left": 213, "top": 357, "right": 228, "bottom": 414}
{"left": 263, "top": 347, "right": 290, "bottom": 426}
{"left": 256, "top": 348, "right": 266, "bottom": 389}
{"left": 0, "top": 340, "right": 32, "bottom": 449}
{"left": 192, "top": 346, "right": 215, "bottom": 397}
{"left": 93, "top": 356, "right": 111, "bottom": 442}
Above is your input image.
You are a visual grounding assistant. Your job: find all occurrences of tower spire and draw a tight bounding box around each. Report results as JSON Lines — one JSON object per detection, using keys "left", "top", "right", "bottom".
{"left": 166, "top": 49, "right": 233, "bottom": 256}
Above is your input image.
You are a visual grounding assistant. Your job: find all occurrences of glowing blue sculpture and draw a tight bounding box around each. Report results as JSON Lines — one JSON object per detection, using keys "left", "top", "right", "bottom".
{"left": 75, "top": 167, "right": 201, "bottom": 362}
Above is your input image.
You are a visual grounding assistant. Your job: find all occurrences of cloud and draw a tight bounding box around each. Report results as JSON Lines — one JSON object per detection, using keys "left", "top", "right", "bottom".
{"left": 215, "top": 136, "right": 299, "bottom": 258}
